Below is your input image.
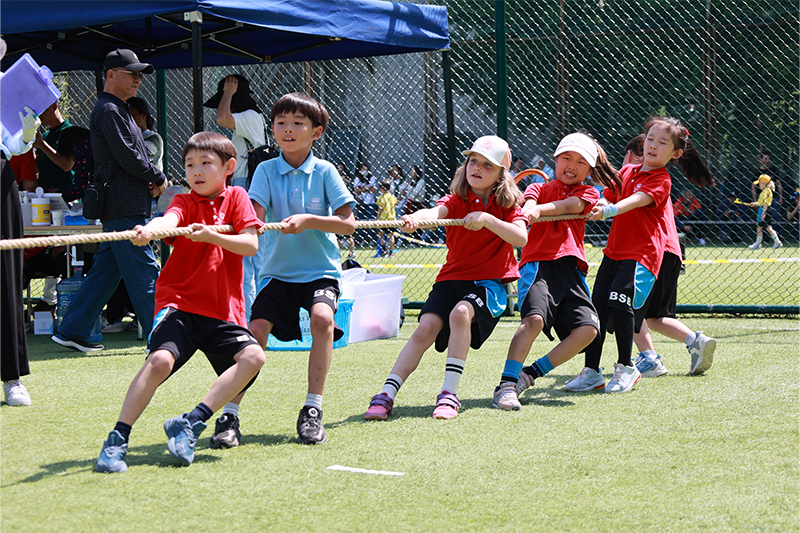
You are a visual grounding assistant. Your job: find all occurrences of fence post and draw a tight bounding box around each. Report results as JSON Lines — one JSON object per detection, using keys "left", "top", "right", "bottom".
{"left": 494, "top": 0, "right": 508, "bottom": 140}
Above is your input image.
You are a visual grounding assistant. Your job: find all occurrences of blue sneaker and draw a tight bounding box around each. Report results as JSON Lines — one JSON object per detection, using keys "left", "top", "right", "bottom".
{"left": 635, "top": 352, "right": 669, "bottom": 378}
{"left": 688, "top": 332, "right": 716, "bottom": 375}
{"left": 95, "top": 430, "right": 128, "bottom": 473}
{"left": 164, "top": 414, "right": 207, "bottom": 466}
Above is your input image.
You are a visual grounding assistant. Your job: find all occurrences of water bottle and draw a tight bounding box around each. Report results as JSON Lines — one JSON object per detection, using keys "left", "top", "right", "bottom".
{"left": 56, "top": 247, "right": 103, "bottom": 343}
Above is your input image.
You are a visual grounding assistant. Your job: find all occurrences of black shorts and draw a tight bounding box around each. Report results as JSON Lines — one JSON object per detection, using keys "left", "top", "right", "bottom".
{"left": 420, "top": 279, "right": 506, "bottom": 352}
{"left": 644, "top": 252, "right": 680, "bottom": 319}
{"left": 592, "top": 257, "right": 656, "bottom": 334}
{"left": 518, "top": 257, "right": 600, "bottom": 346}
{"left": 251, "top": 278, "right": 343, "bottom": 343}
{"left": 149, "top": 307, "right": 261, "bottom": 391}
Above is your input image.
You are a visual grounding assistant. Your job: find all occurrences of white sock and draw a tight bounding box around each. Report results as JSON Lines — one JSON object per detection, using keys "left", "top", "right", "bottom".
{"left": 767, "top": 228, "right": 780, "bottom": 242}
{"left": 380, "top": 373, "right": 404, "bottom": 399}
{"left": 639, "top": 350, "right": 658, "bottom": 362}
{"left": 222, "top": 402, "right": 240, "bottom": 417}
{"left": 305, "top": 393, "right": 323, "bottom": 410}
{"left": 441, "top": 358, "right": 465, "bottom": 394}
{"left": 685, "top": 332, "right": 697, "bottom": 347}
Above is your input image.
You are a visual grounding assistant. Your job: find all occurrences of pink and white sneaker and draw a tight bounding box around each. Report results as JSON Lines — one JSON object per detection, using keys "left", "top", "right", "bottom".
{"left": 432, "top": 391, "right": 461, "bottom": 419}
{"left": 364, "top": 393, "right": 394, "bottom": 420}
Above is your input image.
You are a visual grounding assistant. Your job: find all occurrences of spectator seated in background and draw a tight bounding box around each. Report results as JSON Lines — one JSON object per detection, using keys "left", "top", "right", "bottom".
{"left": 674, "top": 189, "right": 703, "bottom": 241}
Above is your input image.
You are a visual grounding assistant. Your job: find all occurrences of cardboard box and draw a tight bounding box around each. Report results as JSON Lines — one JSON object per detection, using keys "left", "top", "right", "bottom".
{"left": 341, "top": 273, "right": 406, "bottom": 343}
{"left": 33, "top": 311, "right": 54, "bottom": 335}
{"left": 267, "top": 299, "right": 353, "bottom": 351}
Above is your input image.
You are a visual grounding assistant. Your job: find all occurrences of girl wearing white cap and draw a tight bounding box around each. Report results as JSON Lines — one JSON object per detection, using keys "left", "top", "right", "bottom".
{"left": 575, "top": 117, "right": 713, "bottom": 394}
{"left": 492, "top": 132, "right": 620, "bottom": 410}
{"left": 364, "top": 135, "right": 528, "bottom": 420}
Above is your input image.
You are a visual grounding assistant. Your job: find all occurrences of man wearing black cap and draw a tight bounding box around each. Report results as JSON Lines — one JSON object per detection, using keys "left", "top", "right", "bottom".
{"left": 52, "top": 48, "right": 166, "bottom": 353}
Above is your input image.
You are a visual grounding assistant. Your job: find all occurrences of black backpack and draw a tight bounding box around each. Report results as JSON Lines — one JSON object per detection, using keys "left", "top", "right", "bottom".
{"left": 243, "top": 117, "right": 279, "bottom": 189}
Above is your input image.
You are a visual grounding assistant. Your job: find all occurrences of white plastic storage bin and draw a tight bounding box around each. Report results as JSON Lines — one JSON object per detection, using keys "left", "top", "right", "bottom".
{"left": 267, "top": 299, "right": 353, "bottom": 351}
{"left": 341, "top": 273, "right": 406, "bottom": 343}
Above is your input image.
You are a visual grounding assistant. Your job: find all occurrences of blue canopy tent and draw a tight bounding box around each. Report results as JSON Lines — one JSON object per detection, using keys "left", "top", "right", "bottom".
{"left": 0, "top": 0, "right": 454, "bottom": 155}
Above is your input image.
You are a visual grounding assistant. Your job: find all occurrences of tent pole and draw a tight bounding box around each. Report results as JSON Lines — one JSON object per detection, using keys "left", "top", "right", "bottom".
{"left": 156, "top": 69, "right": 168, "bottom": 180}
{"left": 187, "top": 11, "right": 204, "bottom": 133}
{"left": 442, "top": 50, "right": 456, "bottom": 180}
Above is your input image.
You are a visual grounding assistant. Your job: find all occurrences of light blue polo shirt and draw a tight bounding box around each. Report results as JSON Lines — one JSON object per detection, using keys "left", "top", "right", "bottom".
{"left": 248, "top": 151, "right": 355, "bottom": 284}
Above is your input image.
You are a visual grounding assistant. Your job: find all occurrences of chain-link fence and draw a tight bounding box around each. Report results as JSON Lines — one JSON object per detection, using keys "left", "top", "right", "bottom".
{"left": 30, "top": 1, "right": 799, "bottom": 314}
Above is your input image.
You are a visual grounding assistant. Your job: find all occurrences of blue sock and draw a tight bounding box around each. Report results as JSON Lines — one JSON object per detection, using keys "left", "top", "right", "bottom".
{"left": 186, "top": 402, "right": 213, "bottom": 425}
{"left": 500, "top": 360, "right": 523, "bottom": 384}
{"left": 531, "top": 355, "right": 554, "bottom": 378}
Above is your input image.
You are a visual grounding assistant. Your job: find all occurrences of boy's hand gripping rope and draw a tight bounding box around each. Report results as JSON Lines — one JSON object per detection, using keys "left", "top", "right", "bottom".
{"left": 0, "top": 213, "right": 588, "bottom": 251}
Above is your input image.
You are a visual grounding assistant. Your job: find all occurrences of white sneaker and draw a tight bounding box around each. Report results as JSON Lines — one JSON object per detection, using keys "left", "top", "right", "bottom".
{"left": 565, "top": 367, "right": 605, "bottom": 392}
{"left": 515, "top": 370, "right": 535, "bottom": 396}
{"left": 102, "top": 321, "right": 126, "bottom": 333}
{"left": 492, "top": 382, "right": 521, "bottom": 411}
{"left": 772, "top": 240, "right": 783, "bottom": 249}
{"left": 604, "top": 364, "right": 640, "bottom": 393}
{"left": 635, "top": 353, "right": 669, "bottom": 378}
{"left": 688, "top": 331, "right": 716, "bottom": 375}
{"left": 3, "top": 380, "right": 31, "bottom": 406}
{"left": 748, "top": 242, "right": 761, "bottom": 250}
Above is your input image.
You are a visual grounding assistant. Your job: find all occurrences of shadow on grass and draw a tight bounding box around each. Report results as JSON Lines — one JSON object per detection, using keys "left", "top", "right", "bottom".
{"left": 4, "top": 443, "right": 222, "bottom": 486}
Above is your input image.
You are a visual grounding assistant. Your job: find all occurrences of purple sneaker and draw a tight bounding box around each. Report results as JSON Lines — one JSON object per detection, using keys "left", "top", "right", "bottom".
{"left": 364, "top": 393, "right": 394, "bottom": 420}
{"left": 432, "top": 391, "right": 461, "bottom": 419}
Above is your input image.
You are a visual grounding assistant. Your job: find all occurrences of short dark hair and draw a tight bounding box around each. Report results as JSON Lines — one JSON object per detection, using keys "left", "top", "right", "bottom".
{"left": 182, "top": 132, "right": 237, "bottom": 183}
{"left": 270, "top": 92, "right": 330, "bottom": 132}
{"left": 626, "top": 134, "right": 644, "bottom": 157}
{"left": 380, "top": 179, "right": 392, "bottom": 191}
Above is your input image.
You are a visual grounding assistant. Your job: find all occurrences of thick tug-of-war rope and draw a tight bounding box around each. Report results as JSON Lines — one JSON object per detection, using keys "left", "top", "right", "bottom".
{"left": 0, "top": 214, "right": 588, "bottom": 251}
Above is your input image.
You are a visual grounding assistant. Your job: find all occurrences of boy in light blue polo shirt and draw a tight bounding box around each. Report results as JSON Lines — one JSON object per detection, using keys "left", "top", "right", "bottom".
{"left": 209, "top": 93, "right": 356, "bottom": 447}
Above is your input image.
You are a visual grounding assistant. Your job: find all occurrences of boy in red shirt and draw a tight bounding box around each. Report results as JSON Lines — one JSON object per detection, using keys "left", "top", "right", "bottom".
{"left": 95, "top": 132, "right": 265, "bottom": 473}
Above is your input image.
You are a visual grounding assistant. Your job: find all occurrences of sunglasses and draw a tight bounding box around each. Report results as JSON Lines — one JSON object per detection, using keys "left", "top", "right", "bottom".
{"left": 113, "top": 68, "right": 142, "bottom": 79}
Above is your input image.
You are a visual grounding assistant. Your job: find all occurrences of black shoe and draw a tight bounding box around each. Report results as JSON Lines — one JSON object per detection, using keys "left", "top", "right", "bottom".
{"left": 209, "top": 413, "right": 241, "bottom": 449}
{"left": 296, "top": 406, "right": 327, "bottom": 445}
{"left": 51, "top": 334, "right": 103, "bottom": 353}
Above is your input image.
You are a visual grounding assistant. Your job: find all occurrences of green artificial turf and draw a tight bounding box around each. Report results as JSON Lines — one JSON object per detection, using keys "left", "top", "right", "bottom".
{"left": 2, "top": 315, "right": 798, "bottom": 531}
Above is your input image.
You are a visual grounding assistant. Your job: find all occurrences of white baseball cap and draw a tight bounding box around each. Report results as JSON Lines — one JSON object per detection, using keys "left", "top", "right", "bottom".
{"left": 462, "top": 135, "right": 512, "bottom": 171}
{"left": 554, "top": 133, "right": 598, "bottom": 167}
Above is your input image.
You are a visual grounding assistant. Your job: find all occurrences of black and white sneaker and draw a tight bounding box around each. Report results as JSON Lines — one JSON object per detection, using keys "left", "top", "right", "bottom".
{"left": 209, "top": 413, "right": 241, "bottom": 449}
{"left": 296, "top": 406, "right": 327, "bottom": 445}
{"left": 51, "top": 334, "right": 103, "bottom": 353}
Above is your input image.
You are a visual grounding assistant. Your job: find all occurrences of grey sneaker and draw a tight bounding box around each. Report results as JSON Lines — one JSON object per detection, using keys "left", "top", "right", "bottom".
{"left": 492, "top": 382, "right": 521, "bottom": 410}
{"left": 564, "top": 367, "right": 605, "bottom": 392}
{"left": 688, "top": 332, "right": 716, "bottom": 375}
{"left": 95, "top": 430, "right": 128, "bottom": 473}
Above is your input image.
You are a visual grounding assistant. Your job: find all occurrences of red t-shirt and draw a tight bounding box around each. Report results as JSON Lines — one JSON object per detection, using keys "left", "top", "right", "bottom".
{"left": 156, "top": 186, "right": 261, "bottom": 326}
{"left": 9, "top": 150, "right": 36, "bottom": 184}
{"left": 663, "top": 199, "right": 682, "bottom": 261}
{"left": 519, "top": 180, "right": 599, "bottom": 274}
{"left": 434, "top": 191, "right": 526, "bottom": 284}
{"left": 602, "top": 164, "right": 671, "bottom": 275}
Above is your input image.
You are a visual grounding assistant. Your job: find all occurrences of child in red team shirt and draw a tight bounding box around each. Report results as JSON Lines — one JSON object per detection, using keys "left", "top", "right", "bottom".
{"left": 364, "top": 135, "right": 528, "bottom": 420}
{"left": 95, "top": 132, "right": 265, "bottom": 473}
{"left": 491, "top": 132, "right": 620, "bottom": 410}
{"left": 574, "top": 117, "right": 713, "bottom": 394}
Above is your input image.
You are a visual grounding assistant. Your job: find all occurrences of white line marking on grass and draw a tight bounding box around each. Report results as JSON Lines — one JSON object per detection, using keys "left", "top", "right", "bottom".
{"left": 327, "top": 465, "right": 405, "bottom": 476}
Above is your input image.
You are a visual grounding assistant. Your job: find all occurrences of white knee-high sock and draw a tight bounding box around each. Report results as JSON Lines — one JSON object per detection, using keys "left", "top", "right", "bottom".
{"left": 441, "top": 358, "right": 465, "bottom": 394}
{"left": 380, "top": 373, "right": 404, "bottom": 399}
